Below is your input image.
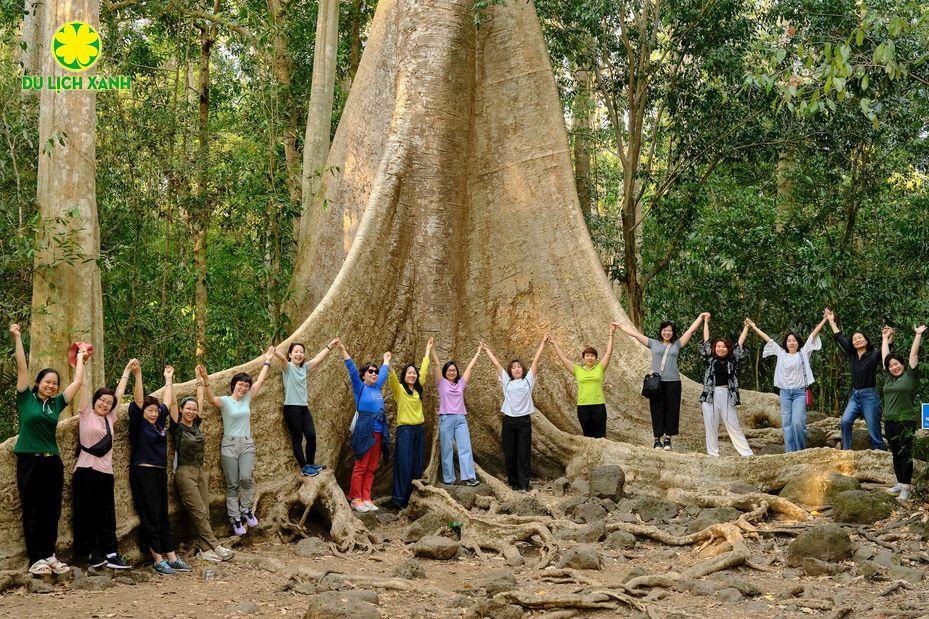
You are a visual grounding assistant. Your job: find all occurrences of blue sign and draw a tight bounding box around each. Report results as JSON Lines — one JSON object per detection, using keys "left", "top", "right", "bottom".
{"left": 923, "top": 403, "right": 929, "bottom": 430}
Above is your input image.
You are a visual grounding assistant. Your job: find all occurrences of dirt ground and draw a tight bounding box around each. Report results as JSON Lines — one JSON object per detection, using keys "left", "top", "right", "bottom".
{"left": 1, "top": 475, "right": 927, "bottom": 619}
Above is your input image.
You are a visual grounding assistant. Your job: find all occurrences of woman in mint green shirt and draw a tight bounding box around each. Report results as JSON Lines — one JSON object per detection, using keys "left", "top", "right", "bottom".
{"left": 881, "top": 324, "right": 925, "bottom": 502}
{"left": 10, "top": 323, "right": 86, "bottom": 575}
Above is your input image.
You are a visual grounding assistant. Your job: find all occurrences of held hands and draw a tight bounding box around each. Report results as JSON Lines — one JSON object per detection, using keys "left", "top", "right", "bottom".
{"left": 196, "top": 364, "right": 208, "bottom": 379}
{"left": 263, "top": 346, "right": 276, "bottom": 362}
{"left": 426, "top": 336, "right": 435, "bottom": 351}
{"left": 701, "top": 312, "right": 711, "bottom": 321}
{"left": 383, "top": 351, "right": 392, "bottom": 365}
{"left": 609, "top": 321, "right": 620, "bottom": 334}
{"left": 882, "top": 325, "right": 894, "bottom": 339}
{"left": 164, "top": 365, "right": 174, "bottom": 380}
{"left": 329, "top": 337, "right": 340, "bottom": 349}
{"left": 823, "top": 308, "right": 835, "bottom": 322}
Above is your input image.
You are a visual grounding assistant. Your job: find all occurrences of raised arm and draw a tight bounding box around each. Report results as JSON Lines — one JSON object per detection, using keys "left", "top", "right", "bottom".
{"left": 9, "top": 324, "right": 28, "bottom": 391}
{"left": 430, "top": 342, "right": 443, "bottom": 383}
{"left": 747, "top": 318, "right": 771, "bottom": 343}
{"left": 529, "top": 335, "right": 546, "bottom": 376}
{"left": 547, "top": 335, "right": 575, "bottom": 374}
{"left": 881, "top": 326, "right": 893, "bottom": 367}
{"left": 618, "top": 323, "right": 649, "bottom": 348}
{"left": 910, "top": 325, "right": 925, "bottom": 369}
{"left": 308, "top": 338, "right": 340, "bottom": 370}
{"left": 249, "top": 346, "right": 275, "bottom": 398}
{"left": 375, "top": 352, "right": 392, "bottom": 389}
{"left": 113, "top": 359, "right": 134, "bottom": 404}
{"left": 678, "top": 314, "right": 706, "bottom": 347}
{"left": 482, "top": 341, "right": 504, "bottom": 374}
{"left": 809, "top": 315, "right": 828, "bottom": 340}
{"left": 272, "top": 344, "right": 288, "bottom": 365}
{"left": 420, "top": 337, "right": 434, "bottom": 386}
{"left": 163, "top": 365, "right": 175, "bottom": 421}
{"left": 600, "top": 322, "right": 619, "bottom": 370}
{"left": 63, "top": 346, "right": 88, "bottom": 404}
{"left": 461, "top": 344, "right": 482, "bottom": 384}
{"left": 131, "top": 359, "right": 144, "bottom": 407}
{"left": 196, "top": 364, "right": 223, "bottom": 409}
{"left": 703, "top": 313, "right": 711, "bottom": 342}
{"left": 738, "top": 319, "right": 750, "bottom": 348}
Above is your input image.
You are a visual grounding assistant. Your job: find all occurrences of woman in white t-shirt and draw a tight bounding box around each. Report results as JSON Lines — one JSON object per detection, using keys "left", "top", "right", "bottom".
{"left": 481, "top": 336, "right": 546, "bottom": 491}
{"left": 748, "top": 315, "right": 827, "bottom": 452}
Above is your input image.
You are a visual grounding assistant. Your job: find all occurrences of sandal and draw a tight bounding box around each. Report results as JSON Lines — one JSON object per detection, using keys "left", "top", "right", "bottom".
{"left": 28, "top": 559, "right": 51, "bottom": 575}
{"left": 47, "top": 556, "right": 70, "bottom": 574}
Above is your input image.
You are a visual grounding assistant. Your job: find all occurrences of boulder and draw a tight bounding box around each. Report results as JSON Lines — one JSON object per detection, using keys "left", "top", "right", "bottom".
{"left": 805, "top": 426, "right": 828, "bottom": 448}
{"left": 717, "top": 587, "right": 743, "bottom": 604}
{"left": 623, "top": 495, "right": 678, "bottom": 522}
{"left": 570, "top": 478, "right": 589, "bottom": 495}
{"left": 832, "top": 490, "right": 895, "bottom": 524}
{"left": 779, "top": 470, "right": 861, "bottom": 507}
{"left": 558, "top": 495, "right": 586, "bottom": 514}
{"left": 588, "top": 465, "right": 625, "bottom": 501}
{"left": 412, "top": 536, "right": 460, "bottom": 560}
{"left": 551, "top": 477, "right": 571, "bottom": 496}
{"left": 474, "top": 569, "right": 517, "bottom": 596}
{"left": 441, "top": 483, "right": 492, "bottom": 510}
{"left": 801, "top": 557, "right": 847, "bottom": 577}
{"left": 556, "top": 522, "right": 606, "bottom": 543}
{"left": 686, "top": 507, "right": 741, "bottom": 533}
{"left": 295, "top": 536, "right": 331, "bottom": 558}
{"left": 231, "top": 602, "right": 259, "bottom": 615}
{"left": 572, "top": 500, "right": 607, "bottom": 524}
{"left": 707, "top": 575, "right": 761, "bottom": 597}
{"left": 393, "top": 558, "right": 426, "bottom": 580}
{"left": 304, "top": 592, "right": 380, "bottom": 619}
{"left": 497, "top": 495, "right": 547, "bottom": 517}
{"left": 556, "top": 545, "right": 602, "bottom": 570}
{"left": 728, "top": 482, "right": 759, "bottom": 495}
{"left": 463, "top": 598, "right": 524, "bottom": 619}
{"left": 787, "top": 524, "right": 854, "bottom": 566}
{"left": 604, "top": 530, "right": 636, "bottom": 550}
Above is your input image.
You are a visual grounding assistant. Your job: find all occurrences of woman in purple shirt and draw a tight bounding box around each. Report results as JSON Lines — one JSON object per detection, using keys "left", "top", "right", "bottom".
{"left": 430, "top": 343, "right": 482, "bottom": 486}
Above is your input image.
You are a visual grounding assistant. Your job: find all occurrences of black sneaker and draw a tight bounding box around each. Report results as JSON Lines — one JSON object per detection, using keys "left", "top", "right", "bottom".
{"left": 88, "top": 554, "right": 107, "bottom": 569}
{"left": 662, "top": 437, "right": 672, "bottom": 451}
{"left": 462, "top": 478, "right": 480, "bottom": 487}
{"left": 105, "top": 554, "right": 132, "bottom": 570}
{"left": 653, "top": 437, "right": 662, "bottom": 449}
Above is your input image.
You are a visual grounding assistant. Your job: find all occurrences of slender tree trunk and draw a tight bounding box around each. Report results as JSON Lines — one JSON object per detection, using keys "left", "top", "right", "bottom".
{"left": 30, "top": 0, "right": 104, "bottom": 404}
{"left": 19, "top": 0, "right": 44, "bottom": 78}
{"left": 572, "top": 68, "right": 595, "bottom": 219}
{"left": 344, "top": 0, "right": 363, "bottom": 92}
{"left": 268, "top": 0, "right": 302, "bottom": 205}
{"left": 775, "top": 149, "right": 794, "bottom": 232}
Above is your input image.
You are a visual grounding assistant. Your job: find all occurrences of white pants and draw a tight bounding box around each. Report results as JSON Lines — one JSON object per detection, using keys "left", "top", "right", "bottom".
{"left": 701, "top": 387, "right": 753, "bottom": 457}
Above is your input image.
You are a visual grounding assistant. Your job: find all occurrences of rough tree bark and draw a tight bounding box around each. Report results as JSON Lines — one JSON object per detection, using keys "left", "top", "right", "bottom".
{"left": 0, "top": 0, "right": 892, "bottom": 568}
{"left": 29, "top": 0, "right": 105, "bottom": 404}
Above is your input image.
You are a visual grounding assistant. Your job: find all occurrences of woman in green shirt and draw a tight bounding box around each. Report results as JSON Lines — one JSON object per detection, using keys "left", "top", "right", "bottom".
{"left": 9, "top": 323, "right": 86, "bottom": 575}
{"left": 547, "top": 322, "right": 619, "bottom": 438}
{"left": 881, "top": 324, "right": 925, "bottom": 502}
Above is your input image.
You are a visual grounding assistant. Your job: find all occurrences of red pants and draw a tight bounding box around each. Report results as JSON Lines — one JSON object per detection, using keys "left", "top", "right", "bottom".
{"left": 349, "top": 432, "right": 382, "bottom": 501}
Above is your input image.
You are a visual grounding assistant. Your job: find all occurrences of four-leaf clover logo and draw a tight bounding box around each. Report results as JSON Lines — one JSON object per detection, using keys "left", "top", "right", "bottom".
{"left": 52, "top": 21, "right": 101, "bottom": 72}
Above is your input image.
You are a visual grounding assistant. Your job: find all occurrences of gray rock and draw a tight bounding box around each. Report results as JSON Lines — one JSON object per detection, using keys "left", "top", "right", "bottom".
{"left": 686, "top": 507, "right": 741, "bottom": 533}
{"left": 231, "top": 602, "right": 259, "bottom": 615}
{"left": 604, "top": 530, "right": 636, "bottom": 550}
{"left": 474, "top": 569, "right": 517, "bottom": 596}
{"left": 680, "top": 580, "right": 717, "bottom": 597}
{"left": 504, "top": 552, "right": 525, "bottom": 567}
{"left": 832, "top": 490, "right": 895, "bottom": 524}
{"left": 412, "top": 535, "right": 460, "bottom": 560}
{"left": 72, "top": 572, "right": 114, "bottom": 591}
{"left": 888, "top": 565, "right": 924, "bottom": 584}
{"left": 28, "top": 579, "right": 55, "bottom": 594}
{"left": 623, "top": 495, "right": 678, "bottom": 522}
{"left": 802, "top": 557, "right": 847, "bottom": 577}
{"left": 558, "top": 495, "right": 587, "bottom": 514}
{"left": 463, "top": 598, "right": 524, "bottom": 619}
{"left": 498, "top": 495, "right": 547, "bottom": 517}
{"left": 441, "top": 483, "right": 491, "bottom": 509}
{"left": 114, "top": 576, "right": 135, "bottom": 586}
{"left": 294, "top": 583, "right": 318, "bottom": 595}
{"left": 557, "top": 522, "right": 606, "bottom": 543}
{"left": 572, "top": 500, "right": 607, "bottom": 524}
{"left": 717, "top": 587, "right": 743, "bottom": 603}
{"left": 779, "top": 471, "right": 861, "bottom": 507}
{"left": 757, "top": 443, "right": 784, "bottom": 455}
{"left": 588, "top": 464, "right": 626, "bottom": 501}
{"left": 855, "top": 560, "right": 885, "bottom": 580}
{"left": 551, "top": 477, "right": 571, "bottom": 496}
{"left": 556, "top": 545, "right": 602, "bottom": 570}
{"left": 873, "top": 549, "right": 894, "bottom": 568}
{"left": 570, "top": 478, "right": 589, "bottom": 495}
{"left": 376, "top": 512, "right": 400, "bottom": 525}
{"left": 447, "top": 595, "right": 473, "bottom": 608}
{"left": 355, "top": 510, "right": 379, "bottom": 529}
{"left": 787, "top": 524, "right": 855, "bottom": 566}
{"left": 728, "top": 481, "right": 759, "bottom": 494}
{"left": 402, "top": 521, "right": 425, "bottom": 543}
{"left": 707, "top": 575, "right": 761, "bottom": 597}
{"left": 295, "top": 536, "right": 331, "bottom": 558}
{"left": 853, "top": 545, "right": 876, "bottom": 562}
{"left": 394, "top": 558, "right": 426, "bottom": 580}
{"left": 599, "top": 498, "right": 619, "bottom": 512}
{"left": 304, "top": 592, "right": 381, "bottom": 619}
{"left": 616, "top": 564, "right": 647, "bottom": 583}
{"left": 805, "top": 426, "right": 828, "bottom": 448}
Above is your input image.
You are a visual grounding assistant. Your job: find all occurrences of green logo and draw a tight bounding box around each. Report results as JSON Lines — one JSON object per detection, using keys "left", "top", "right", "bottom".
{"left": 52, "top": 21, "right": 101, "bottom": 72}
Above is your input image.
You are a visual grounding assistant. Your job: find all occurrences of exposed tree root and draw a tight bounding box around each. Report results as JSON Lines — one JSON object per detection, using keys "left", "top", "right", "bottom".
{"left": 256, "top": 470, "right": 379, "bottom": 553}
{"left": 494, "top": 589, "right": 643, "bottom": 613}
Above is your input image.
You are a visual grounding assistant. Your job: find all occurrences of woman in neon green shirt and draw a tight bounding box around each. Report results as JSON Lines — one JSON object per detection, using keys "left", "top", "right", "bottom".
{"left": 547, "top": 322, "right": 619, "bottom": 437}
{"left": 387, "top": 337, "right": 433, "bottom": 508}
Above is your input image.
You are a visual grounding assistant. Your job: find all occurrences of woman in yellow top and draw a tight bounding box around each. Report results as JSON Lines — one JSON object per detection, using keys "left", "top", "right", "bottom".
{"left": 387, "top": 337, "right": 433, "bottom": 508}
{"left": 547, "top": 322, "right": 619, "bottom": 438}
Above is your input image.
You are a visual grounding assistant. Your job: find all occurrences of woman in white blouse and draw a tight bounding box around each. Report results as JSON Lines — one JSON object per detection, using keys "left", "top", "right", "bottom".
{"left": 748, "top": 314, "right": 828, "bottom": 452}
{"left": 482, "top": 337, "right": 546, "bottom": 491}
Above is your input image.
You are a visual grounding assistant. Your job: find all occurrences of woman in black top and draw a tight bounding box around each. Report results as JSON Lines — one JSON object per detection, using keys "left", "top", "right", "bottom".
{"left": 824, "top": 308, "right": 884, "bottom": 450}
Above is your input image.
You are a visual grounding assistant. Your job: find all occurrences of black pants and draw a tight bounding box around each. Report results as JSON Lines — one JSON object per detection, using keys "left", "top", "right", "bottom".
{"left": 129, "top": 466, "right": 175, "bottom": 555}
{"left": 283, "top": 405, "right": 317, "bottom": 467}
{"left": 16, "top": 454, "right": 64, "bottom": 564}
{"left": 392, "top": 424, "right": 425, "bottom": 507}
{"left": 502, "top": 415, "right": 532, "bottom": 490}
{"left": 577, "top": 404, "right": 607, "bottom": 438}
{"left": 72, "top": 467, "right": 117, "bottom": 559}
{"left": 649, "top": 380, "right": 682, "bottom": 437}
{"left": 885, "top": 419, "right": 918, "bottom": 484}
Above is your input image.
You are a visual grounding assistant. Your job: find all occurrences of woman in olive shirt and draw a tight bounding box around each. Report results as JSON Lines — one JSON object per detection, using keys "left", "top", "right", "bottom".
{"left": 10, "top": 323, "right": 86, "bottom": 575}
{"left": 880, "top": 324, "right": 925, "bottom": 502}
{"left": 547, "top": 322, "right": 619, "bottom": 438}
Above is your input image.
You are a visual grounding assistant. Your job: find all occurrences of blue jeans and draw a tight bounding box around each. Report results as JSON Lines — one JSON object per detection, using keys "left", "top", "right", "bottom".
{"left": 392, "top": 424, "right": 425, "bottom": 508}
{"left": 439, "top": 415, "right": 476, "bottom": 484}
{"left": 779, "top": 388, "right": 808, "bottom": 452}
{"left": 840, "top": 388, "right": 884, "bottom": 450}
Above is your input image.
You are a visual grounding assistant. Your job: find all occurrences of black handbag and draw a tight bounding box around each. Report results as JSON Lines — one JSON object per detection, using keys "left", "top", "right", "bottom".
{"left": 641, "top": 343, "right": 671, "bottom": 399}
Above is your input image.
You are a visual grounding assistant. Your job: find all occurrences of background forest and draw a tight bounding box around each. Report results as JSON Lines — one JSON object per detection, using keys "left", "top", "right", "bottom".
{"left": 1, "top": 0, "right": 928, "bottom": 441}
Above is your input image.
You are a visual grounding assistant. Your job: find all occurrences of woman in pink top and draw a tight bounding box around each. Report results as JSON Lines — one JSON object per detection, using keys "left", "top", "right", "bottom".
{"left": 430, "top": 343, "right": 482, "bottom": 486}
{"left": 71, "top": 359, "right": 136, "bottom": 570}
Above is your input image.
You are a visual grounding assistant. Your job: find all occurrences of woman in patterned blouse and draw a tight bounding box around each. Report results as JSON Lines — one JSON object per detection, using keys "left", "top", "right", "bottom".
{"left": 699, "top": 315, "right": 753, "bottom": 457}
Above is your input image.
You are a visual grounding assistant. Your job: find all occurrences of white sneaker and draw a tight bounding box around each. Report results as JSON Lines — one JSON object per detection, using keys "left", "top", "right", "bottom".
{"left": 886, "top": 482, "right": 904, "bottom": 495}
{"left": 351, "top": 499, "right": 371, "bottom": 512}
{"left": 364, "top": 501, "right": 379, "bottom": 511}
{"left": 898, "top": 486, "right": 912, "bottom": 501}
{"left": 214, "top": 545, "right": 234, "bottom": 561}
{"left": 197, "top": 549, "right": 222, "bottom": 563}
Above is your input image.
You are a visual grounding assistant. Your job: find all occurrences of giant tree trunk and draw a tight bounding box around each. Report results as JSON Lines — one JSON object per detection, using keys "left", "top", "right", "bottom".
{"left": 0, "top": 0, "right": 890, "bottom": 568}
{"left": 29, "top": 0, "right": 105, "bottom": 401}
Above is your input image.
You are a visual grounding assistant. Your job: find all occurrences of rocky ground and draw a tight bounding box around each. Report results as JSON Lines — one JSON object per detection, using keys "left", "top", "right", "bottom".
{"left": 0, "top": 458, "right": 927, "bottom": 619}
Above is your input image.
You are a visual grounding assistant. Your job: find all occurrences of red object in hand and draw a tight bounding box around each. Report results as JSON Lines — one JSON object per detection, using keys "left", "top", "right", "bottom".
{"left": 805, "top": 388, "right": 813, "bottom": 408}
{"left": 68, "top": 342, "right": 95, "bottom": 367}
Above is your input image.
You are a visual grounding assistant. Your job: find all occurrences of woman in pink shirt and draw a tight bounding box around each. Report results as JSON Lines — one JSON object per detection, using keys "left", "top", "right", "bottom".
{"left": 430, "top": 343, "right": 482, "bottom": 486}
{"left": 71, "top": 359, "right": 137, "bottom": 570}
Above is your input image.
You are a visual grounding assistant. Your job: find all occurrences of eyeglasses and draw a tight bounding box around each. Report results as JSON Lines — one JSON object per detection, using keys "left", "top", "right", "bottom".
{"left": 366, "top": 369, "right": 379, "bottom": 375}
